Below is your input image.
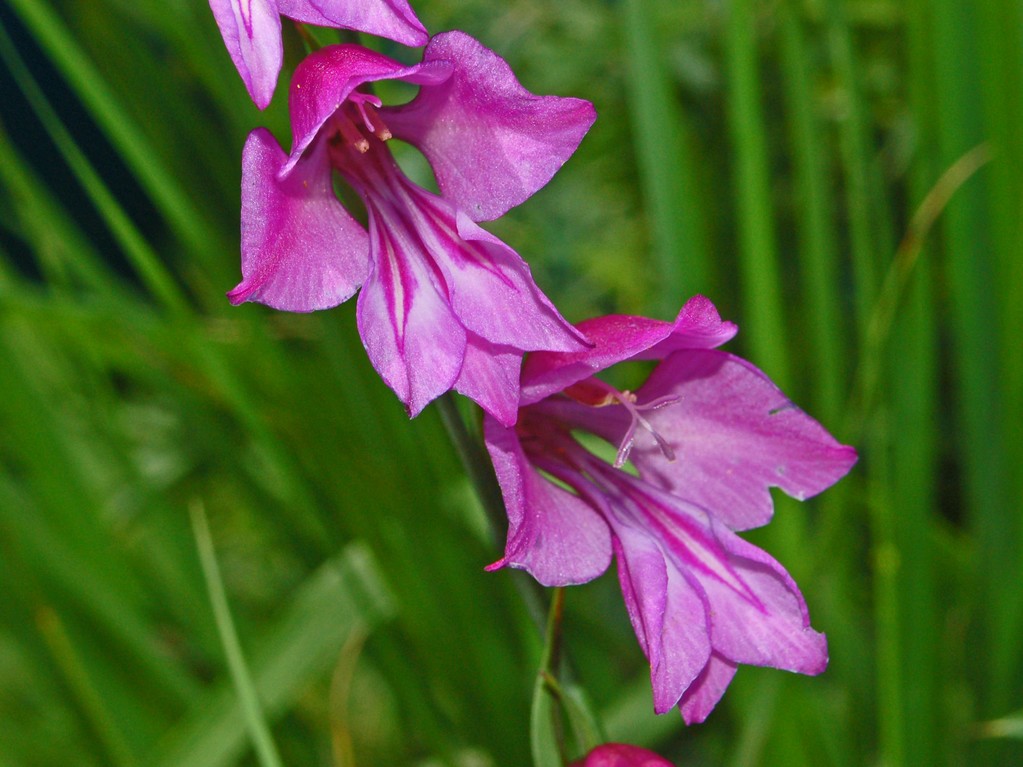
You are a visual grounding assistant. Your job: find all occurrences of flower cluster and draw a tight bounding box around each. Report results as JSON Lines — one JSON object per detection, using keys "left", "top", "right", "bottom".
{"left": 210, "top": 0, "right": 855, "bottom": 728}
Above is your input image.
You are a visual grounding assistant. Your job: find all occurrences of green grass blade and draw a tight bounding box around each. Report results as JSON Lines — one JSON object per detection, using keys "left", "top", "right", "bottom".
{"left": 190, "top": 501, "right": 283, "bottom": 767}
{"left": 151, "top": 542, "right": 393, "bottom": 767}
{"left": 0, "top": 17, "right": 188, "bottom": 313}
{"left": 777, "top": 1, "right": 846, "bottom": 421}
{"left": 621, "top": 0, "right": 713, "bottom": 309}
{"left": 724, "top": 0, "right": 791, "bottom": 389}
{"left": 4, "top": 0, "right": 220, "bottom": 258}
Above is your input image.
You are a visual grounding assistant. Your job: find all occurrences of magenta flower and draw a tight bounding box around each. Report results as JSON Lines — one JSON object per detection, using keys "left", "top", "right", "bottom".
{"left": 570, "top": 743, "right": 675, "bottom": 767}
{"left": 208, "top": 0, "right": 427, "bottom": 109}
{"left": 484, "top": 296, "right": 857, "bottom": 723}
{"left": 228, "top": 33, "right": 595, "bottom": 423}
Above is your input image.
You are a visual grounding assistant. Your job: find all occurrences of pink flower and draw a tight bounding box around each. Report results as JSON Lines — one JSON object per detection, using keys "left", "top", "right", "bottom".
{"left": 485, "top": 296, "right": 857, "bottom": 722}
{"left": 570, "top": 743, "right": 675, "bottom": 767}
{"left": 208, "top": 0, "right": 427, "bottom": 109}
{"left": 228, "top": 33, "right": 595, "bottom": 422}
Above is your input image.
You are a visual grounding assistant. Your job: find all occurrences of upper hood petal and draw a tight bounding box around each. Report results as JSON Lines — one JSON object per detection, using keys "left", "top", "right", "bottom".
{"left": 385, "top": 31, "right": 596, "bottom": 222}
{"left": 286, "top": 45, "right": 452, "bottom": 176}
{"left": 521, "top": 295, "right": 737, "bottom": 405}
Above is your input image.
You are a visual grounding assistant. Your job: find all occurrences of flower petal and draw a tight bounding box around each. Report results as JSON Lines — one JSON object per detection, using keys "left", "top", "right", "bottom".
{"left": 287, "top": 45, "right": 452, "bottom": 175}
{"left": 632, "top": 349, "right": 857, "bottom": 530}
{"left": 209, "top": 0, "right": 283, "bottom": 110}
{"left": 228, "top": 128, "right": 369, "bottom": 310}
{"left": 394, "top": 184, "right": 588, "bottom": 352}
{"left": 385, "top": 31, "right": 596, "bottom": 222}
{"left": 521, "top": 295, "right": 737, "bottom": 406}
{"left": 603, "top": 470, "right": 825, "bottom": 715}
{"left": 454, "top": 336, "right": 522, "bottom": 427}
{"left": 678, "top": 652, "right": 738, "bottom": 725}
{"left": 692, "top": 517, "right": 828, "bottom": 674}
{"left": 611, "top": 524, "right": 711, "bottom": 714}
{"left": 356, "top": 206, "right": 466, "bottom": 417}
{"left": 281, "top": 0, "right": 427, "bottom": 46}
{"left": 484, "top": 418, "right": 612, "bottom": 586}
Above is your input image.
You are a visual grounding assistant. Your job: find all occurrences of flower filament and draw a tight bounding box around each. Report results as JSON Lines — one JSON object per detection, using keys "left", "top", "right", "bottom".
{"left": 564, "top": 377, "right": 680, "bottom": 468}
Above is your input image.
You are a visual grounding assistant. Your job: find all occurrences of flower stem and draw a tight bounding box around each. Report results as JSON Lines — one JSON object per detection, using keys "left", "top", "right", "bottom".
{"left": 434, "top": 393, "right": 507, "bottom": 543}
{"left": 434, "top": 392, "right": 547, "bottom": 631}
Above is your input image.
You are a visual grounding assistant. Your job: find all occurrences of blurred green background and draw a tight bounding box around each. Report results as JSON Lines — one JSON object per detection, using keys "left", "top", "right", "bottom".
{"left": 1, "top": 0, "right": 1021, "bottom": 765}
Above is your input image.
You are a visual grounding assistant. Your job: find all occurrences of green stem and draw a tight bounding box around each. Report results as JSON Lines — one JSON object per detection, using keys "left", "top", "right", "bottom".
{"left": 434, "top": 393, "right": 508, "bottom": 545}
{"left": 434, "top": 393, "right": 549, "bottom": 632}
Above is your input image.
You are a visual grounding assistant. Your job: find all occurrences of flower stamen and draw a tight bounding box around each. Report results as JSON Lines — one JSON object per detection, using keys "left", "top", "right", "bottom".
{"left": 565, "top": 378, "right": 679, "bottom": 467}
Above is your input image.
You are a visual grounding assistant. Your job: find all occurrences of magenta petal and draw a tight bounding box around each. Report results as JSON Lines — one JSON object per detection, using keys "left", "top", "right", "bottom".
{"left": 694, "top": 519, "right": 828, "bottom": 674}
{"left": 385, "top": 31, "right": 596, "bottom": 222}
{"left": 521, "top": 295, "right": 737, "bottom": 405}
{"left": 633, "top": 350, "right": 857, "bottom": 530}
{"left": 383, "top": 180, "right": 586, "bottom": 353}
{"left": 209, "top": 0, "right": 282, "bottom": 110}
{"left": 678, "top": 652, "right": 738, "bottom": 725}
{"left": 281, "top": 0, "right": 427, "bottom": 46}
{"left": 521, "top": 315, "right": 675, "bottom": 405}
{"left": 612, "top": 526, "right": 711, "bottom": 713}
{"left": 644, "top": 294, "right": 739, "bottom": 357}
{"left": 228, "top": 129, "right": 369, "bottom": 310}
{"left": 424, "top": 204, "right": 587, "bottom": 351}
{"left": 356, "top": 219, "right": 466, "bottom": 418}
{"left": 454, "top": 336, "right": 522, "bottom": 427}
{"left": 287, "top": 45, "right": 452, "bottom": 173}
{"left": 484, "top": 419, "right": 612, "bottom": 586}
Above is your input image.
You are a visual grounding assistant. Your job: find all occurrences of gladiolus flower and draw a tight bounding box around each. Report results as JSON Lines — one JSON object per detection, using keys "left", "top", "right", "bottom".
{"left": 208, "top": 0, "right": 428, "bottom": 108}
{"left": 228, "top": 32, "right": 595, "bottom": 422}
{"left": 485, "top": 296, "right": 857, "bottom": 722}
{"left": 570, "top": 742, "right": 675, "bottom": 767}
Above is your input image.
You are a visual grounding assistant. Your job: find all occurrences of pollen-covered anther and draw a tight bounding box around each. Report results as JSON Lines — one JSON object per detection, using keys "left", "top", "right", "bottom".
{"left": 334, "top": 113, "right": 370, "bottom": 153}
{"left": 348, "top": 91, "right": 393, "bottom": 142}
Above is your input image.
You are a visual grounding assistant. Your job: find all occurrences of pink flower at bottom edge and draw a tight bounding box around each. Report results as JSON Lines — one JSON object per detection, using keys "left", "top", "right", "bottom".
{"left": 570, "top": 743, "right": 676, "bottom": 767}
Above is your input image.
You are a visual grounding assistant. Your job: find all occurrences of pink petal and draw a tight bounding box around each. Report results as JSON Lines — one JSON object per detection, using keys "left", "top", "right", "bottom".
{"left": 355, "top": 208, "right": 465, "bottom": 418}
{"left": 385, "top": 31, "right": 596, "bottom": 222}
{"left": 520, "top": 295, "right": 737, "bottom": 406}
{"left": 678, "top": 652, "right": 738, "bottom": 725}
{"left": 399, "top": 189, "right": 587, "bottom": 352}
{"left": 281, "top": 0, "right": 427, "bottom": 46}
{"left": 632, "top": 350, "right": 857, "bottom": 530}
{"left": 228, "top": 128, "right": 369, "bottom": 310}
{"left": 209, "top": 0, "right": 283, "bottom": 110}
{"left": 693, "top": 519, "right": 828, "bottom": 674}
{"left": 286, "top": 45, "right": 452, "bottom": 175}
{"left": 612, "top": 526, "right": 711, "bottom": 714}
{"left": 484, "top": 419, "right": 612, "bottom": 586}
{"left": 644, "top": 294, "right": 739, "bottom": 357}
{"left": 453, "top": 336, "right": 522, "bottom": 427}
